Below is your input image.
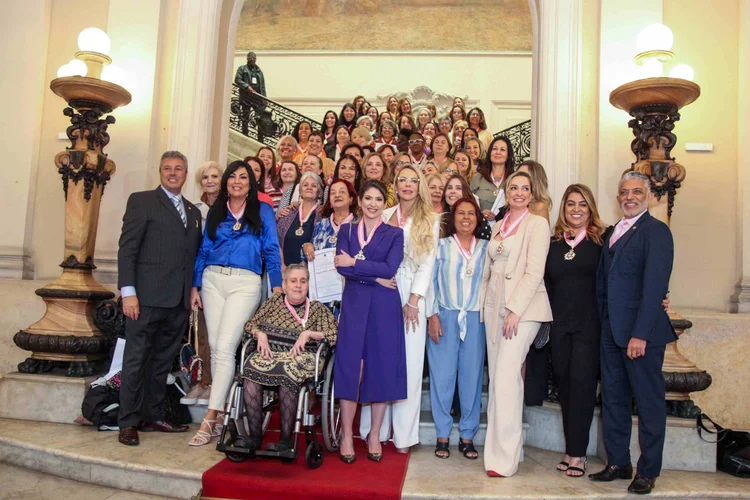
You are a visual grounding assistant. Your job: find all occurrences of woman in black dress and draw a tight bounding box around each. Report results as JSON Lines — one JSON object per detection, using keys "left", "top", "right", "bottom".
{"left": 544, "top": 184, "right": 607, "bottom": 477}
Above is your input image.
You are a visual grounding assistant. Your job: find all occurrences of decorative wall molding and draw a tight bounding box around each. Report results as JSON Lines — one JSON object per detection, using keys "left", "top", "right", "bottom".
{"left": 377, "top": 86, "right": 463, "bottom": 121}
{"left": 0, "top": 251, "right": 33, "bottom": 280}
{"left": 234, "top": 50, "right": 533, "bottom": 58}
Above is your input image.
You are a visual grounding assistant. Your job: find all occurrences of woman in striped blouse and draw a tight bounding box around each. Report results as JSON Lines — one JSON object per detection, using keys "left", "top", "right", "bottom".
{"left": 426, "top": 196, "right": 488, "bottom": 461}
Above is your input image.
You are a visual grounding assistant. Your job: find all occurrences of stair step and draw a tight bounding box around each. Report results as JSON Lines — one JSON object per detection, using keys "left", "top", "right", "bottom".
{"left": 420, "top": 389, "right": 489, "bottom": 413}
{"left": 418, "top": 410, "right": 528, "bottom": 446}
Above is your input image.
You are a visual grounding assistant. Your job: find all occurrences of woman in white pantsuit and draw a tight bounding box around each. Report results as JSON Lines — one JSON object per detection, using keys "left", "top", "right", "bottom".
{"left": 480, "top": 171, "right": 552, "bottom": 476}
{"left": 360, "top": 165, "right": 438, "bottom": 452}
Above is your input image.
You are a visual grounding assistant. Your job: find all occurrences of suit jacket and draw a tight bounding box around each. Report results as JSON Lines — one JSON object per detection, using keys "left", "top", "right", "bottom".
{"left": 596, "top": 210, "right": 677, "bottom": 347}
{"left": 117, "top": 186, "right": 202, "bottom": 309}
{"left": 480, "top": 213, "right": 553, "bottom": 331}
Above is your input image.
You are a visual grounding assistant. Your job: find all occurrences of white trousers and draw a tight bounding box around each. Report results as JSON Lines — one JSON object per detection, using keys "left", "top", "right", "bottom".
{"left": 200, "top": 269, "right": 262, "bottom": 411}
{"left": 360, "top": 270, "right": 426, "bottom": 448}
{"left": 484, "top": 315, "right": 540, "bottom": 476}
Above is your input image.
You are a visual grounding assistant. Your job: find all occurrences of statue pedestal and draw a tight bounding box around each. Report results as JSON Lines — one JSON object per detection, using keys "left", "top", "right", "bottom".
{"left": 0, "top": 372, "right": 96, "bottom": 424}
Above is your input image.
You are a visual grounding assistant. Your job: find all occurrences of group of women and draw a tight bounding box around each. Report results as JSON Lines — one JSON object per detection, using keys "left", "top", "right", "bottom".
{"left": 182, "top": 94, "right": 614, "bottom": 480}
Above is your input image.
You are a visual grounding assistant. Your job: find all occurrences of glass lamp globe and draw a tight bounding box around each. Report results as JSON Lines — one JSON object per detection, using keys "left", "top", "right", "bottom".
{"left": 101, "top": 64, "right": 127, "bottom": 88}
{"left": 636, "top": 24, "right": 674, "bottom": 54}
{"left": 639, "top": 58, "right": 663, "bottom": 79}
{"left": 57, "top": 64, "right": 72, "bottom": 78}
{"left": 669, "top": 64, "right": 695, "bottom": 81}
{"left": 77, "top": 27, "right": 111, "bottom": 55}
{"left": 67, "top": 59, "right": 88, "bottom": 77}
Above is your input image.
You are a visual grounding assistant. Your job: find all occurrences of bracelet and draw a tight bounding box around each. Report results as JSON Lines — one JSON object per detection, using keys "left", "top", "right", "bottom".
{"left": 405, "top": 302, "right": 419, "bottom": 310}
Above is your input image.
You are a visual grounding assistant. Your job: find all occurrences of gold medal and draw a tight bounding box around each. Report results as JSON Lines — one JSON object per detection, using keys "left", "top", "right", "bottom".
{"left": 465, "top": 267, "right": 474, "bottom": 277}
{"left": 493, "top": 189, "right": 499, "bottom": 196}
{"left": 354, "top": 250, "right": 366, "bottom": 260}
{"left": 329, "top": 235, "right": 337, "bottom": 244}
{"left": 496, "top": 242, "right": 504, "bottom": 254}
{"left": 232, "top": 221, "right": 241, "bottom": 231}
{"left": 564, "top": 249, "right": 576, "bottom": 260}
{"left": 295, "top": 227, "right": 305, "bottom": 237}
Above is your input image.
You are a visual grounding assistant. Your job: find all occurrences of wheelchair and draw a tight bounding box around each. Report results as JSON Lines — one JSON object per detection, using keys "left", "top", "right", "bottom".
{"left": 215, "top": 336, "right": 341, "bottom": 469}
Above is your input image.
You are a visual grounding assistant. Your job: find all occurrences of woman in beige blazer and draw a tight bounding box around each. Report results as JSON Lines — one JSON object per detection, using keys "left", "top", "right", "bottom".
{"left": 480, "top": 170, "right": 553, "bottom": 477}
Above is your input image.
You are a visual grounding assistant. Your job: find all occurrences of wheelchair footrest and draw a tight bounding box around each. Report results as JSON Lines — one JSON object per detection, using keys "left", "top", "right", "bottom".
{"left": 256, "top": 449, "right": 297, "bottom": 460}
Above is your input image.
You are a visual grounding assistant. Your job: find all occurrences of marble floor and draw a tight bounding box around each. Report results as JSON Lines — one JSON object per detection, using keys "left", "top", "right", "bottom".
{"left": 0, "top": 418, "right": 748, "bottom": 500}
{"left": 0, "top": 462, "right": 173, "bottom": 500}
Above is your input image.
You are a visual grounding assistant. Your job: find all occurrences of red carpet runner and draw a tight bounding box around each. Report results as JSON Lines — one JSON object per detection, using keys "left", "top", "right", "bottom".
{"left": 201, "top": 412, "right": 410, "bottom": 500}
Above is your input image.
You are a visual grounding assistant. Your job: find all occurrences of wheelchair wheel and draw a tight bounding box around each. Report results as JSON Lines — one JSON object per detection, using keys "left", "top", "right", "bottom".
{"left": 305, "top": 441, "right": 325, "bottom": 469}
{"left": 321, "top": 356, "right": 341, "bottom": 451}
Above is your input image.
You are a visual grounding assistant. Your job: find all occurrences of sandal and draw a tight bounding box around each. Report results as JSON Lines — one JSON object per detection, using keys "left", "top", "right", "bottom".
{"left": 458, "top": 440, "right": 479, "bottom": 460}
{"left": 188, "top": 418, "right": 216, "bottom": 447}
{"left": 211, "top": 416, "right": 224, "bottom": 438}
{"left": 434, "top": 441, "right": 450, "bottom": 459}
{"left": 557, "top": 460, "right": 570, "bottom": 471}
{"left": 566, "top": 457, "right": 587, "bottom": 477}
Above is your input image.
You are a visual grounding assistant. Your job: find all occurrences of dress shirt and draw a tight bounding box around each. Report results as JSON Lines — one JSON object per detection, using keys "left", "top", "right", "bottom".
{"left": 610, "top": 209, "right": 647, "bottom": 247}
{"left": 193, "top": 203, "right": 282, "bottom": 288}
{"left": 121, "top": 186, "right": 185, "bottom": 298}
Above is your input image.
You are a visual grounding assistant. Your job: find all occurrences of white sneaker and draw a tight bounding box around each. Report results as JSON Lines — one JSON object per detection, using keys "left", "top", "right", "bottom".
{"left": 180, "top": 386, "right": 203, "bottom": 405}
{"left": 196, "top": 386, "right": 211, "bottom": 406}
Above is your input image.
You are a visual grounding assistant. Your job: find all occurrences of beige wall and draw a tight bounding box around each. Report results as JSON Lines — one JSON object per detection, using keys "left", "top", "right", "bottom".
{"left": 232, "top": 51, "right": 533, "bottom": 136}
{"left": 664, "top": 0, "right": 740, "bottom": 311}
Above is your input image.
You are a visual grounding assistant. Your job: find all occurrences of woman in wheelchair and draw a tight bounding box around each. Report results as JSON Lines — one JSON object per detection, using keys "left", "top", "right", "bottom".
{"left": 242, "top": 264, "right": 337, "bottom": 453}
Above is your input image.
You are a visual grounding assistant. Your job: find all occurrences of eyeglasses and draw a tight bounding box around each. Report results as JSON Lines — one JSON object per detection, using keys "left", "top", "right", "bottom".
{"left": 397, "top": 177, "right": 420, "bottom": 185}
{"left": 408, "top": 139, "right": 424, "bottom": 145}
{"left": 443, "top": 169, "right": 458, "bottom": 175}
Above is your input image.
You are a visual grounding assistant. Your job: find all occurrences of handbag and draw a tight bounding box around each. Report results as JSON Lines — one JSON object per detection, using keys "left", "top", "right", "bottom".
{"left": 179, "top": 308, "right": 203, "bottom": 384}
{"left": 533, "top": 321, "right": 551, "bottom": 349}
{"left": 698, "top": 413, "right": 750, "bottom": 478}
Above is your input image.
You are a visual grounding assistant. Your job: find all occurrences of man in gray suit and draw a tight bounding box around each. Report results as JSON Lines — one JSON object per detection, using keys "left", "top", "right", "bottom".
{"left": 117, "top": 151, "right": 203, "bottom": 446}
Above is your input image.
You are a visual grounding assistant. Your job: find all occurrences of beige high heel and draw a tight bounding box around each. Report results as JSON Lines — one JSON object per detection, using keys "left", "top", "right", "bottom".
{"left": 188, "top": 418, "right": 216, "bottom": 446}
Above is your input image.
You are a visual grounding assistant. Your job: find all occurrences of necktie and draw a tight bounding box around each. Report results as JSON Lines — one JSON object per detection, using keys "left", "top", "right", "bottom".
{"left": 609, "top": 220, "right": 629, "bottom": 248}
{"left": 172, "top": 196, "right": 187, "bottom": 228}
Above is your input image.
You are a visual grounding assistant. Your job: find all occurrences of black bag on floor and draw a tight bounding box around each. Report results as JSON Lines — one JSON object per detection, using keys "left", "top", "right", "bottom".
{"left": 698, "top": 413, "right": 750, "bottom": 478}
{"left": 82, "top": 385, "right": 120, "bottom": 430}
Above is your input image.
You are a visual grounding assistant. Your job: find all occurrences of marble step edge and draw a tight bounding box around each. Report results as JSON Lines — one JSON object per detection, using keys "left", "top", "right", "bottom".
{"left": 0, "top": 433, "right": 203, "bottom": 481}
{"left": 0, "top": 434, "right": 200, "bottom": 499}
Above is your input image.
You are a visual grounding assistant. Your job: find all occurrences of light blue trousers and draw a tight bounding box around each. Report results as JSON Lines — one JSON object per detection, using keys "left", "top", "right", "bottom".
{"left": 427, "top": 309, "right": 485, "bottom": 440}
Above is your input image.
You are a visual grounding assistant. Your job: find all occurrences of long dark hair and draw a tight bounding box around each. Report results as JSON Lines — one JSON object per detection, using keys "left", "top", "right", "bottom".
{"left": 478, "top": 136, "right": 515, "bottom": 184}
{"left": 333, "top": 154, "right": 362, "bottom": 191}
{"left": 321, "top": 110, "right": 338, "bottom": 135}
{"left": 207, "top": 160, "right": 262, "bottom": 239}
{"left": 339, "top": 103, "right": 357, "bottom": 128}
{"left": 244, "top": 155, "right": 266, "bottom": 193}
{"left": 445, "top": 197, "right": 485, "bottom": 238}
{"left": 292, "top": 120, "right": 312, "bottom": 144}
{"left": 256, "top": 146, "right": 277, "bottom": 186}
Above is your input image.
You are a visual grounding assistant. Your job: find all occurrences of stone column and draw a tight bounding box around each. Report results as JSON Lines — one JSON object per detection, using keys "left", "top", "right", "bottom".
{"left": 730, "top": 0, "right": 750, "bottom": 312}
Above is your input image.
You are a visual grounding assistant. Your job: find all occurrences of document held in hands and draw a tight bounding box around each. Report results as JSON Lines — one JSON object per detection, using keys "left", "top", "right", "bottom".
{"left": 308, "top": 247, "right": 343, "bottom": 303}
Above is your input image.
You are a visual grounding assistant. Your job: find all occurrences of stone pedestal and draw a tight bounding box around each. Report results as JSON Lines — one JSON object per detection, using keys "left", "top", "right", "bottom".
{"left": 0, "top": 372, "right": 94, "bottom": 424}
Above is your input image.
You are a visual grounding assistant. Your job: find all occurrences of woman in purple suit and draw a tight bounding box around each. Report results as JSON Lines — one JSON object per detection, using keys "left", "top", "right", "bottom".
{"left": 334, "top": 179, "right": 406, "bottom": 465}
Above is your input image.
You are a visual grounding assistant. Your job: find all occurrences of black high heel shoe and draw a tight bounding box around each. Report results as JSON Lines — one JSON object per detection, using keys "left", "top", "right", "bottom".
{"left": 366, "top": 433, "right": 383, "bottom": 462}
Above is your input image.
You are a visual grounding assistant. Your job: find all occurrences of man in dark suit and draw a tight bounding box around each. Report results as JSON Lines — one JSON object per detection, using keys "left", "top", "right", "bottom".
{"left": 590, "top": 171, "right": 678, "bottom": 494}
{"left": 117, "top": 151, "right": 203, "bottom": 446}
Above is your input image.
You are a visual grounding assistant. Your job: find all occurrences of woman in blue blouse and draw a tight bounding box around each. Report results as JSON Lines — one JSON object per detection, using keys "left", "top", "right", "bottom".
{"left": 187, "top": 160, "right": 282, "bottom": 447}
{"left": 427, "top": 197, "right": 488, "bottom": 460}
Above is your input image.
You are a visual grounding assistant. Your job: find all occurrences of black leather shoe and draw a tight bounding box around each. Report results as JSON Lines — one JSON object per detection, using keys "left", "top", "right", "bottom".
{"left": 118, "top": 427, "right": 139, "bottom": 446}
{"left": 139, "top": 420, "right": 189, "bottom": 433}
{"left": 628, "top": 475, "right": 656, "bottom": 494}
{"left": 589, "top": 463, "right": 633, "bottom": 481}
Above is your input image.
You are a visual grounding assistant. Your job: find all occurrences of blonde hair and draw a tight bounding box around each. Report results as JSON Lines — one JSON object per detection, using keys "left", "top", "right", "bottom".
{"left": 362, "top": 152, "right": 392, "bottom": 184}
{"left": 352, "top": 126, "right": 372, "bottom": 143}
{"left": 394, "top": 165, "right": 437, "bottom": 263}
{"left": 194, "top": 161, "right": 224, "bottom": 203}
{"left": 520, "top": 160, "right": 553, "bottom": 210}
{"left": 553, "top": 183, "right": 607, "bottom": 245}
